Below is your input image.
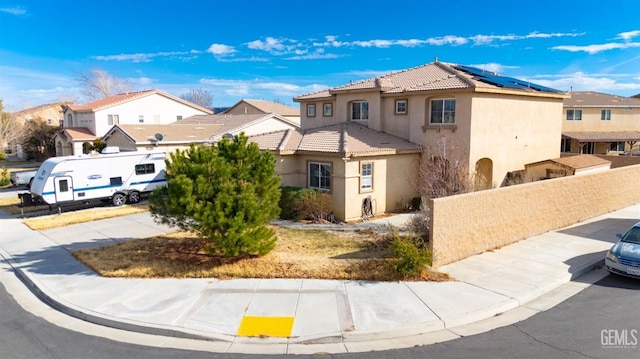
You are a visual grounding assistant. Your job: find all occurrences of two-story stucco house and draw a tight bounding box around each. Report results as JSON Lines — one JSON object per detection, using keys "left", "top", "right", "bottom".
{"left": 561, "top": 91, "right": 640, "bottom": 155}
{"left": 54, "top": 89, "right": 212, "bottom": 156}
{"left": 251, "top": 60, "right": 567, "bottom": 221}
{"left": 222, "top": 99, "right": 300, "bottom": 125}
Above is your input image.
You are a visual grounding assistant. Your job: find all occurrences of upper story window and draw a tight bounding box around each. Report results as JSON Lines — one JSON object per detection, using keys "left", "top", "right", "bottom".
{"left": 307, "top": 104, "right": 316, "bottom": 117}
{"left": 601, "top": 109, "right": 611, "bottom": 121}
{"left": 138, "top": 115, "right": 145, "bottom": 123}
{"left": 395, "top": 99, "right": 407, "bottom": 115}
{"left": 176, "top": 115, "right": 183, "bottom": 121}
{"left": 430, "top": 99, "right": 456, "bottom": 124}
{"left": 66, "top": 113, "right": 73, "bottom": 127}
{"left": 351, "top": 101, "right": 369, "bottom": 121}
{"left": 323, "top": 103, "right": 333, "bottom": 116}
{"left": 108, "top": 114, "right": 120, "bottom": 126}
{"left": 308, "top": 162, "right": 331, "bottom": 191}
{"left": 47, "top": 118, "right": 52, "bottom": 125}
{"left": 566, "top": 109, "right": 582, "bottom": 121}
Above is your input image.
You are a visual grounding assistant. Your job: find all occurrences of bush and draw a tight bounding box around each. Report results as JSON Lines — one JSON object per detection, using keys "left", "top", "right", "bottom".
{"left": 279, "top": 186, "right": 306, "bottom": 220}
{"left": 0, "top": 167, "right": 9, "bottom": 186}
{"left": 389, "top": 231, "right": 432, "bottom": 277}
{"left": 278, "top": 187, "right": 333, "bottom": 222}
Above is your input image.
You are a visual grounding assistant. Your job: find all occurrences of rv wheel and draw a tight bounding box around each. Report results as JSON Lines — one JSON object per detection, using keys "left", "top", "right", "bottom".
{"left": 112, "top": 193, "right": 126, "bottom": 206}
{"left": 128, "top": 191, "right": 140, "bottom": 204}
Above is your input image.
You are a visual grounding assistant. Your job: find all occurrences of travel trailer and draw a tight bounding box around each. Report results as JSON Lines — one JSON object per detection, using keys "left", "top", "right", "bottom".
{"left": 30, "top": 151, "right": 167, "bottom": 207}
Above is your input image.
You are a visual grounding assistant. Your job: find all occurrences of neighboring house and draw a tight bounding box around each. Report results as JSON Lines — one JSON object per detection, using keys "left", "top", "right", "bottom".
{"left": 10, "top": 101, "right": 69, "bottom": 126}
{"left": 7, "top": 102, "right": 70, "bottom": 158}
{"left": 102, "top": 113, "right": 299, "bottom": 151}
{"left": 289, "top": 60, "right": 566, "bottom": 220}
{"left": 55, "top": 89, "right": 212, "bottom": 156}
{"left": 561, "top": 91, "right": 640, "bottom": 155}
{"left": 524, "top": 154, "right": 611, "bottom": 180}
{"left": 222, "top": 99, "right": 300, "bottom": 125}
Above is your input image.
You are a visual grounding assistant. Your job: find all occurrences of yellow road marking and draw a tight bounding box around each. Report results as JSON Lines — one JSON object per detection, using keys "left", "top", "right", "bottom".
{"left": 236, "top": 316, "right": 295, "bottom": 337}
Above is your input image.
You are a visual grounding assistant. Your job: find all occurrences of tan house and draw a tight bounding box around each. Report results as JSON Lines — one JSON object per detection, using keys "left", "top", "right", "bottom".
{"left": 8, "top": 102, "right": 70, "bottom": 158}
{"left": 250, "top": 123, "right": 421, "bottom": 221}
{"left": 102, "top": 113, "right": 299, "bottom": 152}
{"left": 10, "top": 101, "right": 69, "bottom": 126}
{"left": 561, "top": 91, "right": 640, "bottom": 155}
{"left": 222, "top": 99, "right": 300, "bottom": 125}
{"left": 293, "top": 60, "right": 566, "bottom": 195}
{"left": 55, "top": 89, "right": 212, "bottom": 156}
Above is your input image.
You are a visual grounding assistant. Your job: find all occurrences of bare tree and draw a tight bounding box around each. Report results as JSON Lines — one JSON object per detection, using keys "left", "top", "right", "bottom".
{"left": 407, "top": 134, "right": 473, "bottom": 239}
{"left": 76, "top": 69, "right": 135, "bottom": 100}
{"left": 0, "top": 99, "right": 31, "bottom": 153}
{"left": 415, "top": 134, "right": 473, "bottom": 199}
{"left": 180, "top": 88, "right": 214, "bottom": 109}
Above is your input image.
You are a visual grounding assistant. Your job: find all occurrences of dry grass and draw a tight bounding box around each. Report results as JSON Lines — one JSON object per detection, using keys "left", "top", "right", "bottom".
{"left": 22, "top": 204, "right": 150, "bottom": 230}
{"left": 73, "top": 226, "right": 450, "bottom": 282}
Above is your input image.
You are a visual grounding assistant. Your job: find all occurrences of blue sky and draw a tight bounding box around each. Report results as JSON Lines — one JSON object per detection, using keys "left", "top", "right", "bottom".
{"left": 1, "top": 0, "right": 640, "bottom": 111}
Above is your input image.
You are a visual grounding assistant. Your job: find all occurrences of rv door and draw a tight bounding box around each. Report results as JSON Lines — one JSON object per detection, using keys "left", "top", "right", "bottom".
{"left": 54, "top": 176, "right": 74, "bottom": 203}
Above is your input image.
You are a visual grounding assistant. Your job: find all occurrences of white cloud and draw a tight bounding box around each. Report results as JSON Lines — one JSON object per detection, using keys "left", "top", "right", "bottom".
{"left": 467, "top": 63, "right": 519, "bottom": 74}
{"left": 207, "top": 43, "right": 236, "bottom": 56}
{"left": 199, "top": 77, "right": 327, "bottom": 98}
{"left": 0, "top": 7, "right": 26, "bottom": 15}
{"left": 552, "top": 42, "right": 640, "bottom": 54}
{"left": 618, "top": 30, "right": 640, "bottom": 42}
{"left": 523, "top": 72, "right": 640, "bottom": 93}
{"left": 93, "top": 51, "right": 197, "bottom": 63}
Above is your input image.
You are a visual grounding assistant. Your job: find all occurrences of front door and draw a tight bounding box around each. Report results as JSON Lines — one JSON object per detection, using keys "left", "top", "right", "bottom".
{"left": 54, "top": 176, "right": 74, "bottom": 203}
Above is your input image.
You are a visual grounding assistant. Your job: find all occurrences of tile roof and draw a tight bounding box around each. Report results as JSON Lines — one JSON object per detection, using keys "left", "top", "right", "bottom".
{"left": 294, "top": 61, "right": 563, "bottom": 101}
{"left": 65, "top": 89, "right": 213, "bottom": 114}
{"left": 553, "top": 154, "right": 611, "bottom": 170}
{"left": 57, "top": 127, "right": 97, "bottom": 140}
{"left": 564, "top": 91, "right": 640, "bottom": 108}
{"left": 250, "top": 123, "right": 420, "bottom": 157}
{"left": 562, "top": 131, "right": 640, "bottom": 142}
{"left": 10, "top": 101, "right": 69, "bottom": 116}
{"left": 106, "top": 124, "right": 222, "bottom": 143}
{"left": 235, "top": 99, "right": 300, "bottom": 116}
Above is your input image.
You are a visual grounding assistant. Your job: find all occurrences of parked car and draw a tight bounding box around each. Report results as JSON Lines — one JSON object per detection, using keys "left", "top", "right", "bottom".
{"left": 9, "top": 169, "right": 38, "bottom": 188}
{"left": 605, "top": 222, "right": 640, "bottom": 278}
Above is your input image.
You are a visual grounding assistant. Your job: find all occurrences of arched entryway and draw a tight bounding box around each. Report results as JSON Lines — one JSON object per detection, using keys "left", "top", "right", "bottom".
{"left": 475, "top": 158, "right": 493, "bottom": 190}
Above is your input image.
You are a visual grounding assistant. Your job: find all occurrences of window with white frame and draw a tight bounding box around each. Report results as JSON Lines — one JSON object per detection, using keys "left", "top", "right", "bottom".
{"left": 430, "top": 99, "right": 456, "bottom": 124}
{"left": 601, "top": 109, "right": 611, "bottom": 121}
{"left": 560, "top": 138, "right": 572, "bottom": 152}
{"left": 307, "top": 104, "right": 316, "bottom": 117}
{"left": 138, "top": 115, "right": 144, "bottom": 123}
{"left": 108, "top": 114, "right": 120, "bottom": 126}
{"left": 66, "top": 113, "right": 73, "bottom": 127}
{"left": 395, "top": 99, "right": 407, "bottom": 114}
{"left": 351, "top": 101, "right": 368, "bottom": 121}
{"left": 308, "top": 162, "right": 331, "bottom": 191}
{"left": 610, "top": 141, "right": 625, "bottom": 152}
{"left": 360, "top": 162, "right": 373, "bottom": 191}
{"left": 566, "top": 109, "right": 582, "bottom": 121}
{"left": 47, "top": 118, "right": 52, "bottom": 125}
{"left": 323, "top": 103, "right": 333, "bottom": 116}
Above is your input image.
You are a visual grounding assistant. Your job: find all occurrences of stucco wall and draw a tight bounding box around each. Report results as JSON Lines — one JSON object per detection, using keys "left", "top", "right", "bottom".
{"left": 429, "top": 164, "right": 640, "bottom": 267}
{"left": 562, "top": 107, "right": 640, "bottom": 132}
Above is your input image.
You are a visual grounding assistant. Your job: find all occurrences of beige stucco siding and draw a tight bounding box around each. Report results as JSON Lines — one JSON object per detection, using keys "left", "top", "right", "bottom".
{"left": 275, "top": 152, "right": 419, "bottom": 221}
{"left": 563, "top": 107, "right": 640, "bottom": 132}
{"left": 467, "top": 94, "right": 563, "bottom": 186}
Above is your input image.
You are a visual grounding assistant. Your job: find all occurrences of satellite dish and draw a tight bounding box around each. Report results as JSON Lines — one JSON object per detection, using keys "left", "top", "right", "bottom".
{"left": 223, "top": 133, "right": 234, "bottom": 140}
{"left": 154, "top": 133, "right": 164, "bottom": 141}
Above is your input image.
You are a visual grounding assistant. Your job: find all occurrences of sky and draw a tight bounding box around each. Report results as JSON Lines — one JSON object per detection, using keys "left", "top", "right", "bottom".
{"left": 1, "top": 0, "right": 640, "bottom": 112}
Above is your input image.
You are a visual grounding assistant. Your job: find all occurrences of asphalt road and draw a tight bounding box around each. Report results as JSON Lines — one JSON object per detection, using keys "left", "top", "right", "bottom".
{"left": 1, "top": 268, "right": 638, "bottom": 359}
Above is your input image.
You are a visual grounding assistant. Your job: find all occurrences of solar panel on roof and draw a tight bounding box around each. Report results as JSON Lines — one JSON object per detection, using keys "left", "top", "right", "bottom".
{"left": 453, "top": 65, "right": 561, "bottom": 93}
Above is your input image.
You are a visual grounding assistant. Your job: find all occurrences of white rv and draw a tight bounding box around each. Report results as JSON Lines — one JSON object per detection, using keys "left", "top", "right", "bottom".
{"left": 30, "top": 151, "right": 167, "bottom": 207}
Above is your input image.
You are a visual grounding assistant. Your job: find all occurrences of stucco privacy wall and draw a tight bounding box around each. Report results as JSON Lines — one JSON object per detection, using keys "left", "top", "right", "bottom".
{"left": 429, "top": 164, "right": 640, "bottom": 267}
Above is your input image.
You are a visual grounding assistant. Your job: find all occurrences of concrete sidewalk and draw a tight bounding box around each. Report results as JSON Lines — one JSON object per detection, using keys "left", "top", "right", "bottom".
{"left": 0, "top": 205, "right": 637, "bottom": 354}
